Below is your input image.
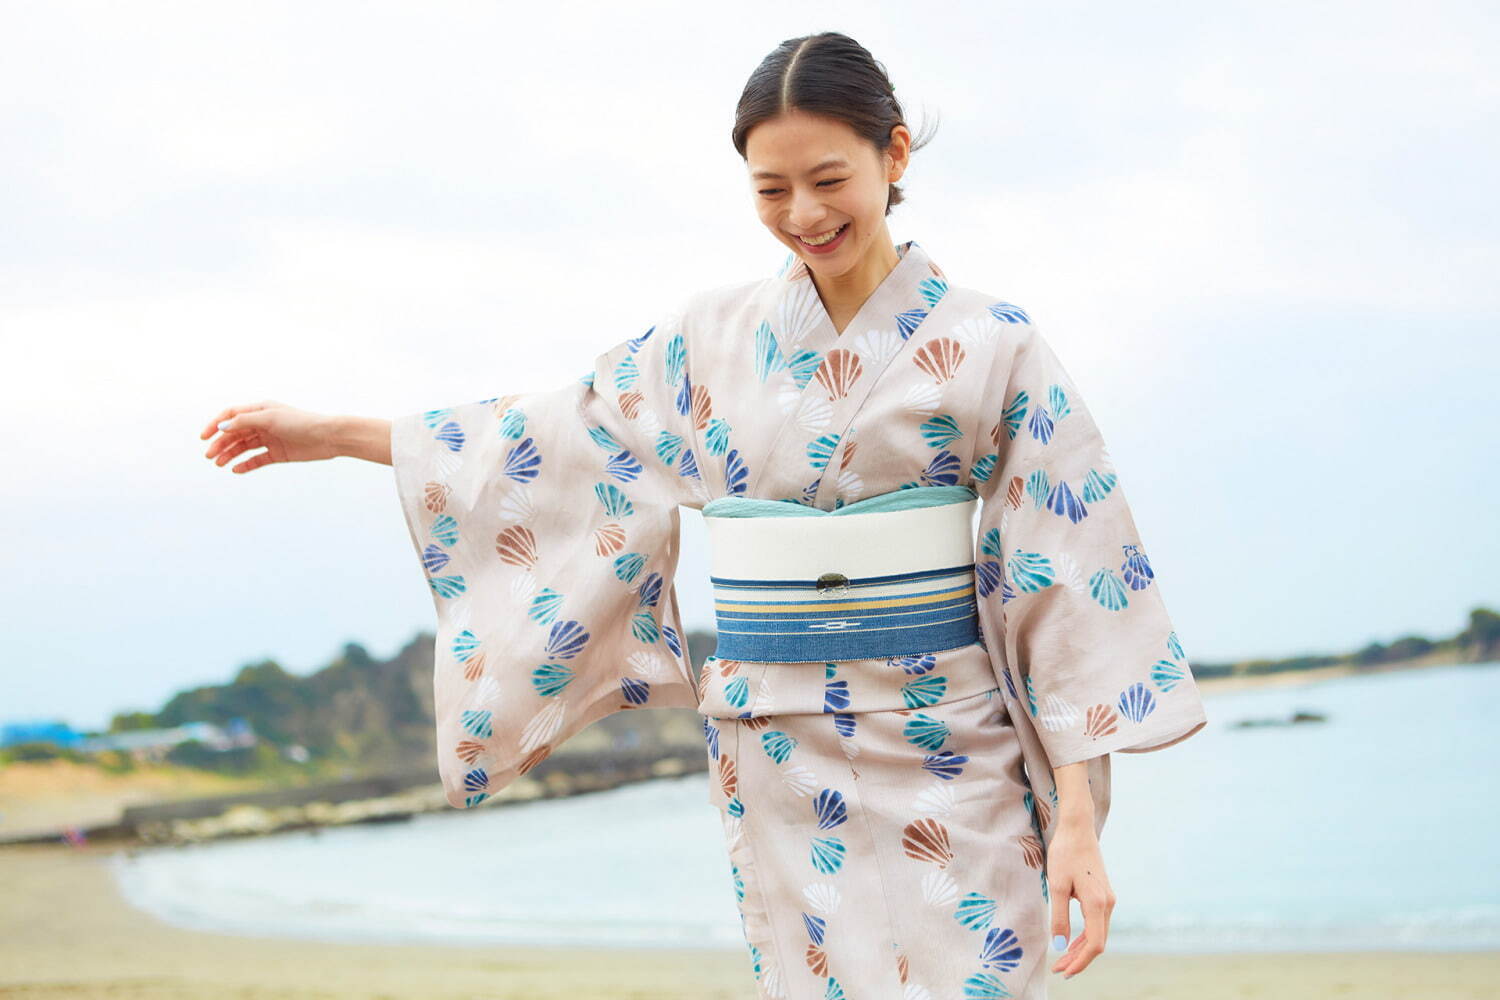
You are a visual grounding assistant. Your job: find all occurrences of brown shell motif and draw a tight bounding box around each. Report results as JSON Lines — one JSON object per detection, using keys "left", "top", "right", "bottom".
{"left": 618, "top": 389, "right": 644, "bottom": 420}
{"left": 455, "top": 738, "right": 486, "bottom": 765}
{"left": 422, "top": 481, "right": 451, "bottom": 514}
{"left": 1085, "top": 703, "right": 1120, "bottom": 740}
{"left": 496, "top": 525, "right": 538, "bottom": 569}
{"left": 1018, "top": 832, "right": 1045, "bottom": 869}
{"left": 745, "top": 715, "right": 772, "bottom": 732}
{"left": 896, "top": 951, "right": 909, "bottom": 984}
{"left": 460, "top": 651, "right": 486, "bottom": 683}
{"left": 839, "top": 437, "right": 858, "bottom": 472}
{"left": 805, "top": 945, "right": 828, "bottom": 976}
{"left": 814, "top": 348, "right": 864, "bottom": 401}
{"left": 594, "top": 522, "right": 626, "bottom": 556}
{"left": 518, "top": 744, "right": 552, "bottom": 775}
{"left": 1005, "top": 475, "right": 1025, "bottom": 509}
{"left": 1032, "top": 794, "right": 1052, "bottom": 835}
{"left": 989, "top": 418, "right": 1004, "bottom": 450}
{"left": 901, "top": 817, "right": 954, "bottom": 868}
{"left": 912, "top": 337, "right": 966, "bottom": 383}
{"left": 691, "top": 383, "right": 713, "bottom": 430}
{"left": 717, "top": 755, "right": 738, "bottom": 801}
{"left": 695, "top": 664, "right": 714, "bottom": 703}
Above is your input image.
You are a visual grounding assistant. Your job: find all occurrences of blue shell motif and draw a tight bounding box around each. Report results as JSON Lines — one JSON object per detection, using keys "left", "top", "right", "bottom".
{"left": 896, "top": 306, "right": 928, "bottom": 340}
{"left": 1048, "top": 384, "right": 1071, "bottom": 421}
{"left": 890, "top": 653, "right": 936, "bottom": 675}
{"left": 663, "top": 333, "right": 686, "bottom": 387}
{"left": 628, "top": 324, "right": 655, "bottom": 352}
{"left": 1024, "top": 675, "right": 1038, "bottom": 718}
{"left": 460, "top": 709, "right": 493, "bottom": 739}
{"left": 545, "top": 619, "right": 590, "bottom": 659}
{"left": 588, "top": 425, "right": 622, "bottom": 452}
{"left": 1121, "top": 544, "right": 1155, "bottom": 590}
{"left": 728, "top": 862, "right": 744, "bottom": 903}
{"left": 976, "top": 559, "right": 1004, "bottom": 599}
{"left": 901, "top": 675, "right": 948, "bottom": 709}
{"left": 810, "top": 836, "right": 846, "bottom": 874}
{"left": 1006, "top": 550, "right": 1054, "bottom": 593}
{"left": 1027, "top": 404, "right": 1055, "bottom": 445}
{"left": 761, "top": 730, "right": 798, "bottom": 764}
{"left": 1001, "top": 389, "right": 1028, "bottom": 441}
{"left": 612, "top": 353, "right": 640, "bottom": 392}
{"left": 1025, "top": 469, "right": 1050, "bottom": 509}
{"left": 832, "top": 712, "right": 856, "bottom": 737}
{"left": 989, "top": 300, "right": 1032, "bottom": 324}
{"left": 679, "top": 448, "right": 702, "bottom": 481}
{"left": 725, "top": 449, "right": 749, "bottom": 495}
{"left": 675, "top": 371, "right": 693, "bottom": 416}
{"left": 705, "top": 418, "right": 732, "bottom": 455}
{"left": 1090, "top": 568, "right": 1129, "bottom": 610}
{"left": 921, "top": 450, "right": 961, "bottom": 487}
{"left": 594, "top": 482, "right": 634, "bottom": 518}
{"left": 961, "top": 971, "right": 1011, "bottom": 999}
{"left": 655, "top": 431, "right": 684, "bottom": 466}
{"left": 662, "top": 623, "right": 683, "bottom": 656}
{"left": 702, "top": 717, "right": 720, "bottom": 760}
{"left": 917, "top": 276, "right": 949, "bottom": 308}
{"left": 954, "top": 891, "right": 996, "bottom": 930}
{"left": 1046, "top": 480, "right": 1088, "bottom": 523}
{"left": 802, "top": 911, "right": 827, "bottom": 946}
{"left": 921, "top": 414, "right": 963, "bottom": 448}
{"left": 499, "top": 407, "right": 526, "bottom": 440}
{"left": 637, "top": 572, "right": 663, "bottom": 609}
{"left": 807, "top": 434, "right": 841, "bottom": 470}
{"left": 823, "top": 680, "right": 851, "bottom": 713}
{"left": 421, "top": 543, "right": 450, "bottom": 574}
{"left": 503, "top": 437, "right": 541, "bottom": 483}
{"left": 613, "top": 552, "right": 646, "bottom": 583}
{"left": 724, "top": 676, "right": 749, "bottom": 709}
{"left": 903, "top": 713, "right": 949, "bottom": 751}
{"left": 528, "top": 588, "right": 563, "bottom": 624}
{"left": 435, "top": 421, "right": 464, "bottom": 453}
{"left": 923, "top": 749, "right": 968, "bottom": 780}
{"left": 970, "top": 452, "right": 997, "bottom": 483}
{"left": 462, "top": 766, "right": 488, "bottom": 792}
{"left": 630, "top": 610, "right": 661, "bottom": 643}
{"left": 452, "top": 629, "right": 481, "bottom": 662}
{"left": 420, "top": 407, "right": 455, "bottom": 429}
{"left": 1167, "top": 630, "right": 1185, "bottom": 660}
{"left": 430, "top": 514, "right": 460, "bottom": 547}
{"left": 754, "top": 320, "right": 786, "bottom": 381}
{"left": 621, "top": 676, "right": 651, "bottom": 705}
{"left": 787, "top": 349, "right": 823, "bottom": 389}
{"left": 1118, "top": 681, "right": 1157, "bottom": 723}
{"left": 1082, "top": 467, "right": 1117, "bottom": 503}
{"left": 813, "top": 788, "right": 848, "bottom": 830}
{"left": 979, "top": 926, "right": 1024, "bottom": 972}
{"left": 531, "top": 662, "right": 574, "bottom": 697}
{"left": 1152, "top": 658, "right": 1189, "bottom": 692}
{"left": 980, "top": 528, "right": 1003, "bottom": 558}
{"left": 429, "top": 575, "right": 466, "bottom": 599}
{"left": 606, "top": 450, "right": 644, "bottom": 483}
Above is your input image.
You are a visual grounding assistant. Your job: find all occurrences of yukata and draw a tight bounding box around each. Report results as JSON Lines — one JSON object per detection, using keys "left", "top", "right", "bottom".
{"left": 390, "top": 240, "right": 1209, "bottom": 999}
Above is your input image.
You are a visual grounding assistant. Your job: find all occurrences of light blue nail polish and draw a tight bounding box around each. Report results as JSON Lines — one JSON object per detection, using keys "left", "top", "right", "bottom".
{"left": 1052, "top": 933, "right": 1067, "bottom": 951}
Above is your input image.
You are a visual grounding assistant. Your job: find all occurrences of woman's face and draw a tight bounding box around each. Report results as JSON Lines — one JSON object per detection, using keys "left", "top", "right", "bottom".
{"left": 744, "top": 109, "right": 910, "bottom": 280}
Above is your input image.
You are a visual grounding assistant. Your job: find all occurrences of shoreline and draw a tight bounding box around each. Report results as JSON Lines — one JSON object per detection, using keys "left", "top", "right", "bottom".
{"left": 2, "top": 843, "right": 1497, "bottom": 999}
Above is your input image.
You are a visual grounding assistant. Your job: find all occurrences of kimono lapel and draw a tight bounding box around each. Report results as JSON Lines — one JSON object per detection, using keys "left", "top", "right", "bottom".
{"left": 746, "top": 240, "right": 950, "bottom": 508}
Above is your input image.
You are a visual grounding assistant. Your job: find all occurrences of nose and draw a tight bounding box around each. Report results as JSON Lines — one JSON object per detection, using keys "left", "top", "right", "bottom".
{"left": 787, "top": 190, "right": 830, "bottom": 231}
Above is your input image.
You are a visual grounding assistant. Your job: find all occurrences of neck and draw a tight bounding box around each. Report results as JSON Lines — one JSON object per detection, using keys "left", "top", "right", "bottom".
{"left": 810, "top": 233, "right": 902, "bottom": 334}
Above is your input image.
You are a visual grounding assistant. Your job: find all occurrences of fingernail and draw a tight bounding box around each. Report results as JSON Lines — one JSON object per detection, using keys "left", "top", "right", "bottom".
{"left": 218, "top": 421, "right": 231, "bottom": 430}
{"left": 1052, "top": 934, "right": 1067, "bottom": 951}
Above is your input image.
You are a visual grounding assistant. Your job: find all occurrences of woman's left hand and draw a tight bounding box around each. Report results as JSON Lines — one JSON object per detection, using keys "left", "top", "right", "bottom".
{"left": 1045, "top": 817, "right": 1116, "bottom": 979}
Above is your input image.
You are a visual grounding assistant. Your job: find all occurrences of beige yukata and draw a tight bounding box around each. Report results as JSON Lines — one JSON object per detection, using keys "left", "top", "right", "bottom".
{"left": 391, "top": 241, "right": 1208, "bottom": 998}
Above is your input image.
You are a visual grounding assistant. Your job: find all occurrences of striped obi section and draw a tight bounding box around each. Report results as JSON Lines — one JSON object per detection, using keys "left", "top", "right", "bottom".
{"left": 701, "top": 490, "right": 981, "bottom": 663}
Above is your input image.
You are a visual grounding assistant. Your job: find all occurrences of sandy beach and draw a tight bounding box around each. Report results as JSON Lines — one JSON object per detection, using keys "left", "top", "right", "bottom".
{"left": 0, "top": 840, "right": 1494, "bottom": 999}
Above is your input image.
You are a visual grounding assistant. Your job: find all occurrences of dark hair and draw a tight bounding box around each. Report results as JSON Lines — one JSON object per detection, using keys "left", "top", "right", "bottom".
{"left": 731, "top": 32, "right": 939, "bottom": 216}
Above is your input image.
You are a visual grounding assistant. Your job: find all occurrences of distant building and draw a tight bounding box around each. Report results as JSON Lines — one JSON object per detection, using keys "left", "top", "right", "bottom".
{"left": 0, "top": 720, "right": 85, "bottom": 749}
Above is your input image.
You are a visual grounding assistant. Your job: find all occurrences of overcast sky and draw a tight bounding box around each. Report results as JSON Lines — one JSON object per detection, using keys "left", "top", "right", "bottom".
{"left": 2, "top": 1, "right": 1495, "bottom": 731}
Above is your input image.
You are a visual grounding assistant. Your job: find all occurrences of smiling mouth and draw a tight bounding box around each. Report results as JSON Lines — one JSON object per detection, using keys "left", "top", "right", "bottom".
{"left": 795, "top": 223, "right": 848, "bottom": 247}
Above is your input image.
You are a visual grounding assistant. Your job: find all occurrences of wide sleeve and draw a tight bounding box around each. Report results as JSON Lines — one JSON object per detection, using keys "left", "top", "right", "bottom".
{"left": 390, "top": 304, "right": 707, "bottom": 809}
{"left": 970, "top": 319, "right": 1208, "bottom": 770}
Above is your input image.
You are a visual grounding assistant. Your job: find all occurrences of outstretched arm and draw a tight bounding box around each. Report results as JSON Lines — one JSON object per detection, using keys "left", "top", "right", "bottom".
{"left": 199, "top": 403, "right": 391, "bottom": 472}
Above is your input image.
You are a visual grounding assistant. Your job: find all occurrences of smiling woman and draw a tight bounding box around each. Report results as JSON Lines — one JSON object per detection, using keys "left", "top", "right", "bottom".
{"left": 200, "top": 28, "right": 1207, "bottom": 1000}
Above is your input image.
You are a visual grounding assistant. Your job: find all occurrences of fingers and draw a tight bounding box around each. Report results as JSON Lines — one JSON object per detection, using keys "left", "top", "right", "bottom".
{"left": 1052, "top": 892, "right": 1114, "bottom": 978}
{"left": 199, "top": 402, "right": 273, "bottom": 441}
{"left": 212, "top": 434, "right": 268, "bottom": 470}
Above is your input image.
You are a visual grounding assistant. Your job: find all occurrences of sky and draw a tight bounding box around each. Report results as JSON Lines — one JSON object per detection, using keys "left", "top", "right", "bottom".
{"left": 1, "top": 1, "right": 1495, "bottom": 732}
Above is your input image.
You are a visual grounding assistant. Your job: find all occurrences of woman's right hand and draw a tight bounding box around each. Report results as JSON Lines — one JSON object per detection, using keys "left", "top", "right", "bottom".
{"left": 199, "top": 400, "right": 337, "bottom": 474}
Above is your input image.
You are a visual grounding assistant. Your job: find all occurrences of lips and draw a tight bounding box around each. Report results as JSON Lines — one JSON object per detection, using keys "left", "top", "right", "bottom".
{"left": 795, "top": 222, "right": 849, "bottom": 248}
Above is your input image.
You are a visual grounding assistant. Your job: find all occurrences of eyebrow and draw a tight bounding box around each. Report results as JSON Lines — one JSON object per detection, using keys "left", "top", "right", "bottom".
{"left": 751, "top": 157, "right": 850, "bottom": 181}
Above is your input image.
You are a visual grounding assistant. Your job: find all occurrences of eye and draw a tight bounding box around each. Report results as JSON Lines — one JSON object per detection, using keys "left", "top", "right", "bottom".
{"left": 819, "top": 178, "right": 847, "bottom": 187}
{"left": 757, "top": 178, "right": 847, "bottom": 197}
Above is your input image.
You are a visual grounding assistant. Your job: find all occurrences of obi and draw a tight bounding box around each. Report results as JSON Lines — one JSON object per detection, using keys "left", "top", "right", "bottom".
{"left": 700, "top": 485, "right": 981, "bottom": 664}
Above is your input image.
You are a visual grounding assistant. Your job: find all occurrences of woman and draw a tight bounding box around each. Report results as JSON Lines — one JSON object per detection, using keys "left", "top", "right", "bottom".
{"left": 201, "top": 31, "right": 1207, "bottom": 1000}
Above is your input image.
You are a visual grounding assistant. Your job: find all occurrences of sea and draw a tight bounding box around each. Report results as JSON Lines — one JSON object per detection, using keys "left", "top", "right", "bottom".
{"left": 107, "top": 661, "right": 1500, "bottom": 953}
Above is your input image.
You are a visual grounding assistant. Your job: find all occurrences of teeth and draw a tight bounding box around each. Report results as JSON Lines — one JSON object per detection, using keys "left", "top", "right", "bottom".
{"left": 800, "top": 224, "right": 845, "bottom": 246}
